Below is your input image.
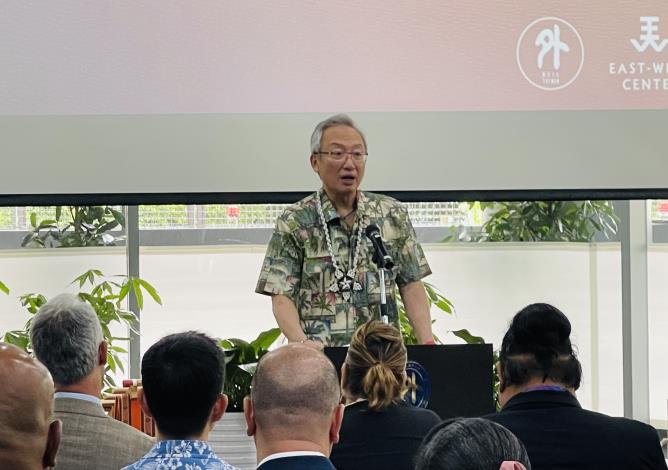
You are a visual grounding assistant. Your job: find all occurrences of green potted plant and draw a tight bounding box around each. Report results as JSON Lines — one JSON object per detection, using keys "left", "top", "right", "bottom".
{"left": 21, "top": 205, "right": 125, "bottom": 248}
{"left": 219, "top": 327, "right": 282, "bottom": 412}
{"left": 398, "top": 282, "right": 454, "bottom": 345}
{"left": 454, "top": 200, "right": 619, "bottom": 242}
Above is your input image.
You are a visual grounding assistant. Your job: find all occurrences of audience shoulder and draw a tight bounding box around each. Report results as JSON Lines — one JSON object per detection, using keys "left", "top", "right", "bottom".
{"left": 607, "top": 413, "right": 663, "bottom": 444}
{"left": 110, "top": 415, "right": 155, "bottom": 443}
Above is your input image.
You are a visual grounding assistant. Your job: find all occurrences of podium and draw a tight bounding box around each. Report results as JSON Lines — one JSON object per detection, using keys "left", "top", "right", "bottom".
{"left": 325, "top": 344, "right": 494, "bottom": 419}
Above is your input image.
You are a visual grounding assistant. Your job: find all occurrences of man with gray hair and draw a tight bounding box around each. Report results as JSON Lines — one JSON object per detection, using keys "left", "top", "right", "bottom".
{"left": 243, "top": 344, "right": 344, "bottom": 469}
{"left": 256, "top": 113, "right": 434, "bottom": 347}
{"left": 31, "top": 293, "right": 153, "bottom": 470}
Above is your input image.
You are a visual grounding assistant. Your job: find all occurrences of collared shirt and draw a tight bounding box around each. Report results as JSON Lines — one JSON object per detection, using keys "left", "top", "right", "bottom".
{"left": 256, "top": 190, "right": 431, "bottom": 346}
{"left": 121, "top": 440, "right": 238, "bottom": 470}
{"left": 257, "top": 451, "right": 326, "bottom": 467}
{"left": 54, "top": 391, "right": 102, "bottom": 406}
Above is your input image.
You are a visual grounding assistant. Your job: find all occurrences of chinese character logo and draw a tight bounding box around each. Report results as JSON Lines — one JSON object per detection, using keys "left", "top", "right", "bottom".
{"left": 536, "top": 25, "right": 570, "bottom": 70}
{"left": 517, "top": 17, "right": 584, "bottom": 91}
{"left": 631, "top": 16, "right": 668, "bottom": 52}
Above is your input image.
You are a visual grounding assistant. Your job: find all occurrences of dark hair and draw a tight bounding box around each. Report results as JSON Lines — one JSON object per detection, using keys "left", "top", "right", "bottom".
{"left": 141, "top": 331, "right": 224, "bottom": 438}
{"left": 500, "top": 303, "right": 582, "bottom": 389}
{"left": 344, "top": 321, "right": 406, "bottom": 411}
{"left": 415, "top": 418, "right": 531, "bottom": 470}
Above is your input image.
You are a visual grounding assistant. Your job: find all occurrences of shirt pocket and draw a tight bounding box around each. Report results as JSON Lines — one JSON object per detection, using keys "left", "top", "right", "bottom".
{"left": 298, "top": 256, "right": 337, "bottom": 319}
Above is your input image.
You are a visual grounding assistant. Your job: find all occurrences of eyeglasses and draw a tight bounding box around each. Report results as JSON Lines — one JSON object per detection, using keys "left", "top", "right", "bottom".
{"left": 317, "top": 150, "right": 368, "bottom": 162}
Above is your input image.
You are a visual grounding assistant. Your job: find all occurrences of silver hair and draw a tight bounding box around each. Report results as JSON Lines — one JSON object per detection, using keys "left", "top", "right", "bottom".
{"left": 415, "top": 417, "right": 531, "bottom": 470}
{"left": 30, "top": 293, "right": 104, "bottom": 386}
{"left": 309, "top": 113, "right": 368, "bottom": 154}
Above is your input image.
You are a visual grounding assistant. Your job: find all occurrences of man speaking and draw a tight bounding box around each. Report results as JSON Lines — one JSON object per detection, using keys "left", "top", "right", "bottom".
{"left": 256, "top": 114, "right": 434, "bottom": 347}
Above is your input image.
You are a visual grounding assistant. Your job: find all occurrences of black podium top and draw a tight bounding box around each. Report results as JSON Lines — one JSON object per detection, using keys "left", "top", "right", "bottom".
{"left": 325, "top": 343, "right": 494, "bottom": 419}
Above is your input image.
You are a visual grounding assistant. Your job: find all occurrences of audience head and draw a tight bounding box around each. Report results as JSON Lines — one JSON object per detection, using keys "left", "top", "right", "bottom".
{"left": 31, "top": 293, "right": 106, "bottom": 389}
{"left": 342, "top": 320, "right": 407, "bottom": 411}
{"left": 245, "top": 344, "right": 343, "bottom": 456}
{"left": 498, "top": 303, "right": 582, "bottom": 405}
{"left": 415, "top": 417, "right": 531, "bottom": 470}
{"left": 140, "top": 331, "right": 227, "bottom": 440}
{"left": 0, "top": 342, "right": 61, "bottom": 469}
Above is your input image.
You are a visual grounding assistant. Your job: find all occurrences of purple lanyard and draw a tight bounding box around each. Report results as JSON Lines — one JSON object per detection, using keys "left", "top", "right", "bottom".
{"left": 524, "top": 385, "right": 568, "bottom": 393}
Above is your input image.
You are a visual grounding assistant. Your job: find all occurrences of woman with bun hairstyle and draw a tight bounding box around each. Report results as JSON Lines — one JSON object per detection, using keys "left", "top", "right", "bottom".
{"left": 487, "top": 303, "right": 667, "bottom": 470}
{"left": 330, "top": 321, "right": 440, "bottom": 470}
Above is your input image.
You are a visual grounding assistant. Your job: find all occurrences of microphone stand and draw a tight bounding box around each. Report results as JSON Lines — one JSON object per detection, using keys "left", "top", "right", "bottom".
{"left": 366, "top": 224, "right": 394, "bottom": 325}
{"left": 378, "top": 266, "right": 389, "bottom": 324}
{"left": 371, "top": 251, "right": 390, "bottom": 324}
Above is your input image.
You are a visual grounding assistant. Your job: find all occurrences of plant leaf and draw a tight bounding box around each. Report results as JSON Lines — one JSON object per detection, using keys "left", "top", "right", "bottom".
{"left": 137, "top": 279, "right": 162, "bottom": 305}
{"left": 249, "top": 328, "right": 281, "bottom": 352}
{"left": 131, "top": 279, "right": 144, "bottom": 310}
{"left": 451, "top": 329, "right": 486, "bottom": 345}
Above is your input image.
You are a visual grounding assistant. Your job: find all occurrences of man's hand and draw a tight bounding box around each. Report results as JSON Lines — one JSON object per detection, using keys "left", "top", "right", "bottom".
{"left": 399, "top": 281, "right": 434, "bottom": 344}
{"left": 271, "top": 296, "right": 326, "bottom": 351}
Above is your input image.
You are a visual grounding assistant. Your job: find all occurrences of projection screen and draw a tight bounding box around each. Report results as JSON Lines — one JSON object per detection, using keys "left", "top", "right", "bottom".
{"left": 1, "top": 1, "right": 667, "bottom": 202}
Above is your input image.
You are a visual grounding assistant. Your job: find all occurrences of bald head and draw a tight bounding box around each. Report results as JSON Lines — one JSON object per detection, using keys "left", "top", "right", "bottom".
{"left": 251, "top": 344, "right": 340, "bottom": 436}
{"left": 0, "top": 342, "right": 60, "bottom": 469}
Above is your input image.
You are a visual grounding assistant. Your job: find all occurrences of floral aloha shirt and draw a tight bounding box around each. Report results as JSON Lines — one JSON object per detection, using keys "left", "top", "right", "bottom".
{"left": 121, "top": 440, "right": 239, "bottom": 470}
{"left": 256, "top": 190, "right": 431, "bottom": 346}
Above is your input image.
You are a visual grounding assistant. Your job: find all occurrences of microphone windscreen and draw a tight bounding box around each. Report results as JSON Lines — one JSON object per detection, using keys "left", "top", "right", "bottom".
{"left": 365, "top": 223, "right": 380, "bottom": 237}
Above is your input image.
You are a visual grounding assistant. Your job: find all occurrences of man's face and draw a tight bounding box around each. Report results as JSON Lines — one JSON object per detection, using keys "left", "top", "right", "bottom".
{"left": 310, "top": 125, "right": 366, "bottom": 198}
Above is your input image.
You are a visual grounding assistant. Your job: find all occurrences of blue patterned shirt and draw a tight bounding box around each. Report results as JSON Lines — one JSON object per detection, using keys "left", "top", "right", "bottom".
{"left": 121, "top": 440, "right": 239, "bottom": 470}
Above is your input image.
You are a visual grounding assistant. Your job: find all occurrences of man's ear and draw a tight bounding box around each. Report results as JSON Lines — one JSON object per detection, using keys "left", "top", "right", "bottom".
{"left": 210, "top": 393, "right": 228, "bottom": 425}
{"left": 98, "top": 341, "right": 108, "bottom": 367}
{"left": 138, "top": 387, "right": 152, "bottom": 418}
{"left": 329, "top": 403, "right": 345, "bottom": 445}
{"left": 310, "top": 153, "right": 319, "bottom": 174}
{"left": 243, "top": 396, "right": 256, "bottom": 437}
{"left": 43, "top": 419, "right": 61, "bottom": 468}
{"left": 496, "top": 362, "right": 506, "bottom": 393}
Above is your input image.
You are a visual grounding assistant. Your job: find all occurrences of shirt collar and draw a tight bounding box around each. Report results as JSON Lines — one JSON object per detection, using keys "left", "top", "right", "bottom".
{"left": 503, "top": 388, "right": 581, "bottom": 411}
{"left": 319, "top": 189, "right": 368, "bottom": 223}
{"left": 149, "top": 440, "right": 215, "bottom": 457}
{"left": 258, "top": 451, "right": 326, "bottom": 467}
{"left": 54, "top": 391, "right": 102, "bottom": 406}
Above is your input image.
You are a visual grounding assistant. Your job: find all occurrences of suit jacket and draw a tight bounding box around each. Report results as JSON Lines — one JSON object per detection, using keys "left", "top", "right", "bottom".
{"left": 54, "top": 396, "right": 155, "bottom": 470}
{"left": 256, "top": 455, "right": 336, "bottom": 470}
{"left": 486, "top": 390, "right": 667, "bottom": 470}
{"left": 331, "top": 401, "right": 441, "bottom": 470}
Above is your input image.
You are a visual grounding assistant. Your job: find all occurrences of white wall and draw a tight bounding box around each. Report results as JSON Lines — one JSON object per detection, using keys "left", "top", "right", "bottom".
{"left": 2, "top": 243, "right": 667, "bottom": 426}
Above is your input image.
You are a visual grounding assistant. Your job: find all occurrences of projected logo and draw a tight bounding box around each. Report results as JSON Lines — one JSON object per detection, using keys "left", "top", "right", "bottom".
{"left": 404, "top": 360, "right": 431, "bottom": 409}
{"left": 631, "top": 16, "right": 668, "bottom": 53}
{"left": 516, "top": 17, "right": 584, "bottom": 91}
{"left": 609, "top": 17, "right": 668, "bottom": 92}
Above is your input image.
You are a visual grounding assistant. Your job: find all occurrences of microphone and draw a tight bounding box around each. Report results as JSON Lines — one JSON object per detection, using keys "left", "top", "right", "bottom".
{"left": 365, "top": 224, "right": 394, "bottom": 269}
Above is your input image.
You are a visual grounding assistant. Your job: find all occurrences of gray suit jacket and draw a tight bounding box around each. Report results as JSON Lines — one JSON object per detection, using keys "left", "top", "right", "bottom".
{"left": 54, "top": 396, "right": 154, "bottom": 470}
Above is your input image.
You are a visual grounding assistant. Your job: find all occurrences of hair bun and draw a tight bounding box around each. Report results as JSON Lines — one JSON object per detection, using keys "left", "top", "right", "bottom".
{"left": 507, "top": 303, "right": 573, "bottom": 355}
